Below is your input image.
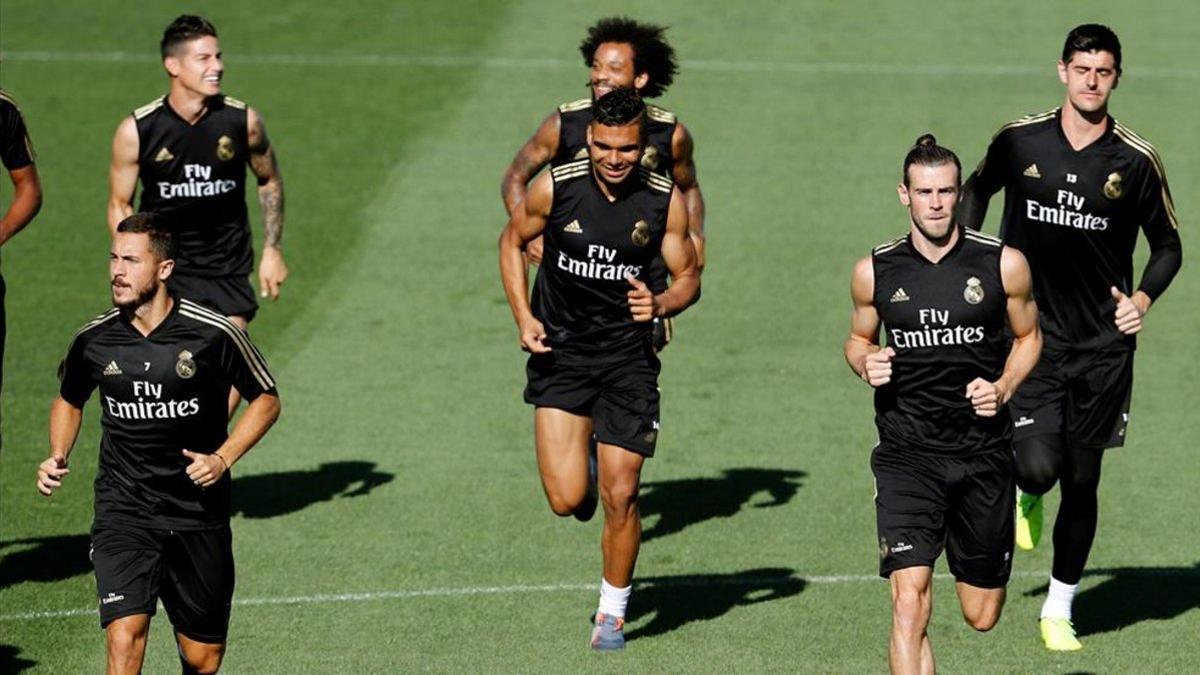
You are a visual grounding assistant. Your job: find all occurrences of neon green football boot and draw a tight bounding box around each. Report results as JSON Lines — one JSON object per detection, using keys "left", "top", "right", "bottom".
{"left": 1015, "top": 489, "right": 1043, "bottom": 551}
{"left": 1040, "top": 616, "right": 1083, "bottom": 651}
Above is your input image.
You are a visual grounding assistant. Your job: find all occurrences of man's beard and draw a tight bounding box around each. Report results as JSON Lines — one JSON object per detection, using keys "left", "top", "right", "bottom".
{"left": 913, "top": 215, "right": 956, "bottom": 245}
{"left": 112, "top": 280, "right": 160, "bottom": 310}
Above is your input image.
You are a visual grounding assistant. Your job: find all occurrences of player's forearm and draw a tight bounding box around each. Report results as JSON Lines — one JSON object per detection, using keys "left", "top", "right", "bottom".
{"left": 998, "top": 328, "right": 1042, "bottom": 403}
{"left": 683, "top": 186, "right": 706, "bottom": 271}
{"left": 107, "top": 197, "right": 134, "bottom": 234}
{"left": 258, "top": 178, "right": 285, "bottom": 248}
{"left": 0, "top": 174, "right": 42, "bottom": 245}
{"left": 1136, "top": 239, "right": 1181, "bottom": 303}
{"left": 48, "top": 397, "right": 83, "bottom": 460}
{"left": 653, "top": 272, "right": 699, "bottom": 318}
{"left": 956, "top": 174, "right": 990, "bottom": 231}
{"left": 501, "top": 170, "right": 529, "bottom": 217}
{"left": 498, "top": 233, "right": 534, "bottom": 324}
{"left": 215, "top": 393, "right": 280, "bottom": 468}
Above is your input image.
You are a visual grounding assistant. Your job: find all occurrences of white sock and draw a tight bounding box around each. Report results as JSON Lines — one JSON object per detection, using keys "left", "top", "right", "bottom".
{"left": 597, "top": 578, "right": 632, "bottom": 619}
{"left": 1041, "top": 577, "right": 1078, "bottom": 620}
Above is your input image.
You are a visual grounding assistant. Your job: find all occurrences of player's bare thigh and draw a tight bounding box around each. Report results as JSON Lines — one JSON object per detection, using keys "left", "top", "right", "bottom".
{"left": 955, "top": 581, "right": 1006, "bottom": 631}
{"left": 534, "top": 407, "right": 592, "bottom": 514}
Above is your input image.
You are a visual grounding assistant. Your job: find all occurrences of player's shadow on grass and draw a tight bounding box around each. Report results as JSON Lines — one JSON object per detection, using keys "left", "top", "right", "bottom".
{"left": 0, "top": 645, "right": 38, "bottom": 673}
{"left": 639, "top": 468, "right": 806, "bottom": 542}
{"left": 1024, "top": 562, "right": 1200, "bottom": 636}
{"left": 626, "top": 567, "right": 805, "bottom": 641}
{"left": 0, "top": 534, "right": 92, "bottom": 590}
{"left": 231, "top": 460, "right": 394, "bottom": 519}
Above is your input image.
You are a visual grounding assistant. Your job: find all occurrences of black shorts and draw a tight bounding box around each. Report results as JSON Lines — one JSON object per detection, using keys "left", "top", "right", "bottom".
{"left": 872, "top": 442, "right": 1014, "bottom": 588}
{"left": 1009, "top": 348, "right": 1133, "bottom": 448}
{"left": 91, "top": 524, "right": 235, "bottom": 643}
{"left": 168, "top": 273, "right": 258, "bottom": 322}
{"left": 524, "top": 347, "right": 661, "bottom": 456}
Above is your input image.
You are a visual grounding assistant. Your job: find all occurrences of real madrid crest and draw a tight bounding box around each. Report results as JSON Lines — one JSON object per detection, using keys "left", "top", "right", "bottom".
{"left": 640, "top": 145, "right": 660, "bottom": 171}
{"left": 964, "top": 276, "right": 984, "bottom": 305}
{"left": 176, "top": 350, "right": 196, "bottom": 379}
{"left": 879, "top": 537, "right": 889, "bottom": 560}
{"left": 216, "top": 135, "right": 235, "bottom": 161}
{"left": 1103, "top": 172, "right": 1123, "bottom": 199}
{"left": 631, "top": 220, "right": 651, "bottom": 247}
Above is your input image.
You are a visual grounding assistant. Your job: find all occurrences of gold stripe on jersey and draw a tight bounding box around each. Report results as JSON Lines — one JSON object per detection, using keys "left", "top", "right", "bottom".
{"left": 222, "top": 95, "right": 247, "bottom": 110}
{"left": 990, "top": 108, "right": 1057, "bottom": 139}
{"left": 133, "top": 96, "right": 166, "bottom": 120}
{"left": 179, "top": 300, "right": 276, "bottom": 390}
{"left": 551, "top": 159, "right": 590, "bottom": 182}
{"left": 1112, "top": 123, "right": 1179, "bottom": 229}
{"left": 558, "top": 98, "right": 592, "bottom": 113}
{"left": 872, "top": 235, "right": 907, "bottom": 256}
{"left": 646, "top": 104, "right": 676, "bottom": 124}
{"left": 71, "top": 309, "right": 120, "bottom": 339}
{"left": 964, "top": 230, "right": 1002, "bottom": 247}
{"left": 0, "top": 90, "right": 17, "bottom": 106}
{"left": 638, "top": 167, "right": 672, "bottom": 193}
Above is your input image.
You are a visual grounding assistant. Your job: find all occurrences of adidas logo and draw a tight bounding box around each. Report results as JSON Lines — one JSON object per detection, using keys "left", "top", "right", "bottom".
{"left": 890, "top": 288, "right": 910, "bottom": 303}
{"left": 103, "top": 361, "right": 122, "bottom": 376}
{"left": 154, "top": 147, "right": 174, "bottom": 163}
{"left": 1023, "top": 163, "right": 1041, "bottom": 178}
{"left": 563, "top": 219, "right": 583, "bottom": 234}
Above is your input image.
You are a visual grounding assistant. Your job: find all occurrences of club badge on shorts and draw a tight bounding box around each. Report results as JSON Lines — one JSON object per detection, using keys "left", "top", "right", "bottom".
{"left": 964, "top": 276, "right": 984, "bottom": 305}
{"left": 631, "top": 220, "right": 651, "bottom": 247}
{"left": 1103, "top": 172, "right": 1123, "bottom": 199}
{"left": 176, "top": 350, "right": 196, "bottom": 379}
{"left": 216, "top": 135, "right": 235, "bottom": 161}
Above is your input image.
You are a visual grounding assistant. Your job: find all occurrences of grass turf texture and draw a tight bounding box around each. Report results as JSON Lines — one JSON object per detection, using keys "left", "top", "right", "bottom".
{"left": 1, "top": 1, "right": 1197, "bottom": 672}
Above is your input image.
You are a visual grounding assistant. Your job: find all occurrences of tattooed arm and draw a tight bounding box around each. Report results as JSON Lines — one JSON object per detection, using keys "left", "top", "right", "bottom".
{"left": 501, "top": 111, "right": 559, "bottom": 265}
{"left": 672, "top": 122, "right": 705, "bottom": 272}
{"left": 247, "top": 106, "right": 287, "bottom": 301}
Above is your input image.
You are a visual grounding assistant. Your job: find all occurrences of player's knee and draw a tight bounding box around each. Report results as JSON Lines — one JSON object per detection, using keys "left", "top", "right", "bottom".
{"left": 1014, "top": 436, "right": 1063, "bottom": 494}
{"left": 106, "top": 625, "right": 148, "bottom": 666}
{"left": 546, "top": 493, "right": 579, "bottom": 517}
{"left": 599, "top": 478, "right": 638, "bottom": 514}
{"left": 964, "top": 606, "right": 1001, "bottom": 632}
{"left": 180, "top": 643, "right": 224, "bottom": 674}
{"left": 891, "top": 587, "right": 931, "bottom": 633}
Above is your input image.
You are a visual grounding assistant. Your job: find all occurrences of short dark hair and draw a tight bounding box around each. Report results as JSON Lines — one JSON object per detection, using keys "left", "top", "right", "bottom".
{"left": 902, "top": 134, "right": 961, "bottom": 187}
{"left": 593, "top": 88, "right": 647, "bottom": 129}
{"left": 1062, "top": 24, "right": 1122, "bottom": 72}
{"left": 116, "top": 213, "right": 178, "bottom": 262}
{"left": 579, "top": 17, "right": 678, "bottom": 99}
{"left": 161, "top": 15, "right": 218, "bottom": 58}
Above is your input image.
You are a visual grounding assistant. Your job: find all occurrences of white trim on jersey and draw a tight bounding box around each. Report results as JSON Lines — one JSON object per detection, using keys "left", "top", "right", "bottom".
{"left": 178, "top": 299, "right": 276, "bottom": 391}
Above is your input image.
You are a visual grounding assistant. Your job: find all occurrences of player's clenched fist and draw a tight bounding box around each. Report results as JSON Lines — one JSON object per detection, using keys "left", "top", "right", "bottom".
{"left": 965, "top": 377, "right": 1007, "bottom": 417}
{"left": 36, "top": 455, "right": 70, "bottom": 496}
{"left": 183, "top": 449, "right": 227, "bottom": 489}
{"left": 862, "top": 347, "right": 895, "bottom": 387}
{"left": 626, "top": 276, "right": 658, "bottom": 322}
{"left": 518, "top": 316, "right": 552, "bottom": 354}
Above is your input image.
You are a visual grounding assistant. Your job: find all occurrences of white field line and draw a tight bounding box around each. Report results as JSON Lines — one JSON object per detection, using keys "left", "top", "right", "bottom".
{"left": 1, "top": 50, "right": 1198, "bottom": 79}
{"left": 0, "top": 570, "right": 1049, "bottom": 623}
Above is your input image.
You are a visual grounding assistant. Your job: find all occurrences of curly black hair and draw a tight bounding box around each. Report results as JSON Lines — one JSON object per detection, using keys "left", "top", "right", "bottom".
{"left": 161, "top": 15, "right": 218, "bottom": 58}
{"left": 593, "top": 88, "right": 647, "bottom": 127}
{"left": 579, "top": 17, "right": 678, "bottom": 99}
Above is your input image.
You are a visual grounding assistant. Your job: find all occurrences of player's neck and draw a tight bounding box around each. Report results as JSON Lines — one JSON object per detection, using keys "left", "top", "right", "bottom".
{"left": 592, "top": 169, "right": 634, "bottom": 202}
{"left": 167, "top": 86, "right": 212, "bottom": 125}
{"left": 909, "top": 223, "right": 959, "bottom": 263}
{"left": 127, "top": 291, "right": 174, "bottom": 337}
{"left": 1059, "top": 101, "right": 1109, "bottom": 150}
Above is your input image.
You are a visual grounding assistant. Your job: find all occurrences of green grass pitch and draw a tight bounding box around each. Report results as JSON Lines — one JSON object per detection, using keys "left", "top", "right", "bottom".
{"left": 1, "top": 1, "right": 1197, "bottom": 672}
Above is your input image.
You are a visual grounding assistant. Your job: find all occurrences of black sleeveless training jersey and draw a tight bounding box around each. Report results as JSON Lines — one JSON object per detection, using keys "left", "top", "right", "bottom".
{"left": 961, "top": 108, "right": 1181, "bottom": 352}
{"left": 531, "top": 159, "right": 673, "bottom": 360}
{"left": 59, "top": 298, "right": 276, "bottom": 530}
{"left": 134, "top": 95, "right": 253, "bottom": 278}
{"left": 552, "top": 98, "right": 678, "bottom": 293}
{"left": 871, "top": 230, "right": 1011, "bottom": 455}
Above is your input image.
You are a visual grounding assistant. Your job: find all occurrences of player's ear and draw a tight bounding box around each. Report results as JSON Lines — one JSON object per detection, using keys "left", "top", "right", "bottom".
{"left": 164, "top": 55, "right": 182, "bottom": 78}
{"left": 633, "top": 72, "right": 649, "bottom": 91}
{"left": 158, "top": 258, "right": 175, "bottom": 281}
{"left": 897, "top": 183, "right": 911, "bottom": 206}
{"left": 1056, "top": 59, "right": 1069, "bottom": 86}
{"left": 586, "top": 125, "right": 593, "bottom": 146}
